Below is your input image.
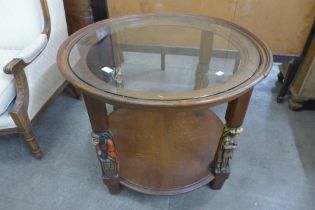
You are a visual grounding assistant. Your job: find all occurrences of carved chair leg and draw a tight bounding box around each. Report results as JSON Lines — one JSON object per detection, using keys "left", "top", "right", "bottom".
{"left": 10, "top": 105, "right": 43, "bottom": 160}
{"left": 23, "top": 131, "right": 43, "bottom": 159}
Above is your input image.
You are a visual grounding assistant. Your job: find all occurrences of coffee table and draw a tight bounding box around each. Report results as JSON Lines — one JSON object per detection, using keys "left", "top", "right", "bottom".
{"left": 57, "top": 14, "right": 272, "bottom": 195}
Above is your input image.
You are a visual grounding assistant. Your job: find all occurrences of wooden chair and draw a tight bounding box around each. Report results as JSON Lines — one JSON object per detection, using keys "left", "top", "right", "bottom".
{"left": 0, "top": 0, "right": 78, "bottom": 159}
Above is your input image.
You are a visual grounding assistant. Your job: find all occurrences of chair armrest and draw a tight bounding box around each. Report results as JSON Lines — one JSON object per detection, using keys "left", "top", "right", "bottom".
{"left": 3, "top": 59, "right": 31, "bottom": 131}
{"left": 16, "top": 34, "right": 48, "bottom": 64}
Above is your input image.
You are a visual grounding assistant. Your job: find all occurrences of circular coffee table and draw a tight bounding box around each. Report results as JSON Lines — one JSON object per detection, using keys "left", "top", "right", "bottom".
{"left": 57, "top": 14, "right": 272, "bottom": 195}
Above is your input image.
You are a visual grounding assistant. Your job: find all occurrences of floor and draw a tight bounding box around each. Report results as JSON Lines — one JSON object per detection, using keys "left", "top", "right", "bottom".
{"left": 1, "top": 64, "right": 315, "bottom": 210}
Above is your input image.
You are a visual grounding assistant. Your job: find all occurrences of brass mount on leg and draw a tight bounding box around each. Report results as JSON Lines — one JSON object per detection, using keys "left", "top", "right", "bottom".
{"left": 214, "top": 125, "right": 243, "bottom": 173}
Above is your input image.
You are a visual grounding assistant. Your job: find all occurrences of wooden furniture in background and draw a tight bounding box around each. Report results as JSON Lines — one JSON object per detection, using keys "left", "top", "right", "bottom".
{"left": 63, "top": 0, "right": 108, "bottom": 35}
{"left": 63, "top": 0, "right": 94, "bottom": 34}
{"left": 277, "top": 20, "right": 315, "bottom": 103}
{"left": 107, "top": 0, "right": 315, "bottom": 56}
{"left": 57, "top": 14, "right": 272, "bottom": 195}
{"left": 289, "top": 31, "right": 315, "bottom": 110}
{"left": 104, "top": 0, "right": 315, "bottom": 102}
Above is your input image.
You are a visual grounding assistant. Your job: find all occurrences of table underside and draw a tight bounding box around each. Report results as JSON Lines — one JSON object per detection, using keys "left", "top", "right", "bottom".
{"left": 109, "top": 108, "right": 223, "bottom": 195}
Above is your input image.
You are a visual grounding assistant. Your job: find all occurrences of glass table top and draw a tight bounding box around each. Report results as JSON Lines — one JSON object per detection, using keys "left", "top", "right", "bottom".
{"left": 68, "top": 14, "right": 269, "bottom": 101}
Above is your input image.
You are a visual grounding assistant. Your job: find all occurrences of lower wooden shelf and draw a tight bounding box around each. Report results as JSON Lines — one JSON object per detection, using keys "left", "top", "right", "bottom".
{"left": 109, "top": 108, "right": 223, "bottom": 195}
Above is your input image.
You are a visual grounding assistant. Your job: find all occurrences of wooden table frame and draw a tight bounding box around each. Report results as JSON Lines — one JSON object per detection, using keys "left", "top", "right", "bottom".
{"left": 57, "top": 14, "right": 272, "bottom": 195}
{"left": 82, "top": 88, "right": 252, "bottom": 194}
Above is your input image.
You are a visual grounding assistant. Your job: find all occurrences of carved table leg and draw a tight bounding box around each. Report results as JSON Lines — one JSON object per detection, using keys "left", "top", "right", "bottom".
{"left": 92, "top": 130, "right": 120, "bottom": 194}
{"left": 210, "top": 89, "right": 253, "bottom": 189}
{"left": 83, "top": 92, "right": 121, "bottom": 194}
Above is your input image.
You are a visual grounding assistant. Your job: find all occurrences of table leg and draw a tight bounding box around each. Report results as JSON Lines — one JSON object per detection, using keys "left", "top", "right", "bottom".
{"left": 161, "top": 53, "right": 166, "bottom": 70}
{"left": 194, "top": 31, "right": 213, "bottom": 90}
{"left": 83, "top": 92, "right": 121, "bottom": 194}
{"left": 210, "top": 89, "right": 253, "bottom": 189}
